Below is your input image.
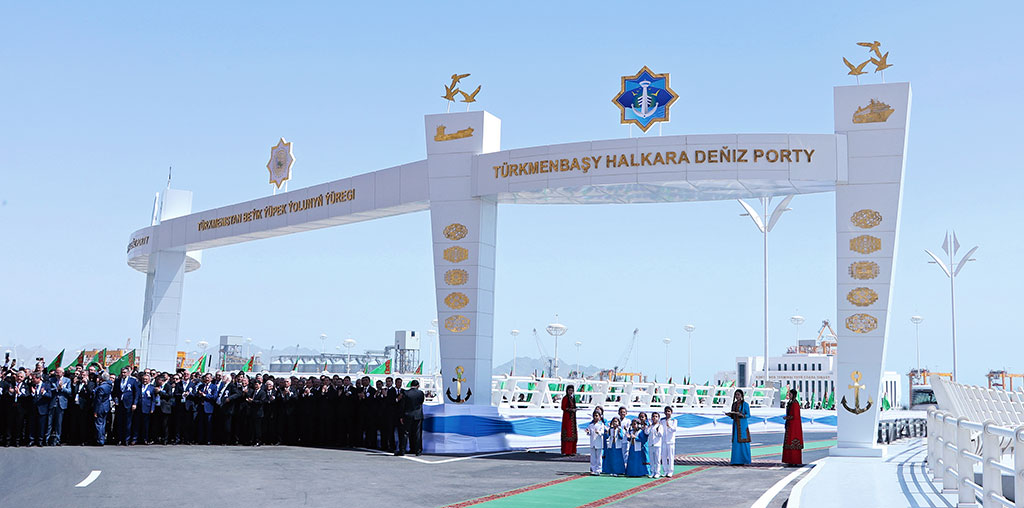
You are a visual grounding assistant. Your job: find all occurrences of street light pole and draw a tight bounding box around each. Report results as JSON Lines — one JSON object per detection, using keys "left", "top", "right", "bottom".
{"left": 738, "top": 195, "right": 794, "bottom": 387}
{"left": 683, "top": 324, "right": 695, "bottom": 382}
{"left": 662, "top": 337, "right": 671, "bottom": 381}
{"left": 924, "top": 231, "right": 978, "bottom": 382}
{"left": 510, "top": 329, "right": 520, "bottom": 376}
{"left": 574, "top": 341, "right": 582, "bottom": 378}
{"left": 910, "top": 316, "right": 924, "bottom": 374}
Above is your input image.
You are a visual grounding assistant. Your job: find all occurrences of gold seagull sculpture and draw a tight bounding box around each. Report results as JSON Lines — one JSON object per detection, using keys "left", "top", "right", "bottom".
{"left": 857, "top": 41, "right": 883, "bottom": 59}
{"left": 458, "top": 85, "right": 481, "bottom": 103}
{"left": 870, "top": 52, "right": 893, "bottom": 72}
{"left": 843, "top": 57, "right": 870, "bottom": 76}
{"left": 442, "top": 83, "right": 460, "bottom": 101}
{"left": 443, "top": 73, "right": 471, "bottom": 102}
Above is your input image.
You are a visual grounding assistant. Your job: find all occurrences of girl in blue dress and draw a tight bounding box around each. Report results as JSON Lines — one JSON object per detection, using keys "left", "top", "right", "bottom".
{"left": 601, "top": 417, "right": 626, "bottom": 476}
{"left": 624, "top": 419, "right": 650, "bottom": 477}
{"left": 728, "top": 389, "right": 752, "bottom": 465}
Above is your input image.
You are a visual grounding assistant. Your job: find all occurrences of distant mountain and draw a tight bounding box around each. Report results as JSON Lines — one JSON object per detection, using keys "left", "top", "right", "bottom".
{"left": 493, "top": 356, "right": 606, "bottom": 377}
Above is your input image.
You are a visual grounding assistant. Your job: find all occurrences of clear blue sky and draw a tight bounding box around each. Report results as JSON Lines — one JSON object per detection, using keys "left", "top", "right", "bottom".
{"left": 2, "top": 2, "right": 1021, "bottom": 389}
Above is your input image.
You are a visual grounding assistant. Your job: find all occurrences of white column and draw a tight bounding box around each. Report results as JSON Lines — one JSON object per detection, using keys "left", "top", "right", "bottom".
{"left": 139, "top": 189, "right": 194, "bottom": 373}
{"left": 831, "top": 82, "right": 911, "bottom": 457}
{"left": 424, "top": 111, "right": 501, "bottom": 406}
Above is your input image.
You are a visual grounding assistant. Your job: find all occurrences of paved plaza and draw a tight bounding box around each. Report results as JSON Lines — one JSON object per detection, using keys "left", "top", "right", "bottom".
{"left": 0, "top": 432, "right": 836, "bottom": 507}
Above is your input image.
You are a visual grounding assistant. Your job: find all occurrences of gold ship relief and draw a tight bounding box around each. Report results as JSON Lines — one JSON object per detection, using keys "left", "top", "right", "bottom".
{"left": 434, "top": 125, "right": 475, "bottom": 142}
{"left": 852, "top": 99, "right": 894, "bottom": 124}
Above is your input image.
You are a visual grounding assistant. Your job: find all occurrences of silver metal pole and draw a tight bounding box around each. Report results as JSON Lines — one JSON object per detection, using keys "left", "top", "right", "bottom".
{"left": 915, "top": 322, "right": 920, "bottom": 373}
{"left": 554, "top": 336, "right": 559, "bottom": 378}
{"left": 949, "top": 253, "right": 958, "bottom": 382}
{"left": 687, "top": 331, "right": 692, "bottom": 382}
{"left": 763, "top": 198, "right": 770, "bottom": 388}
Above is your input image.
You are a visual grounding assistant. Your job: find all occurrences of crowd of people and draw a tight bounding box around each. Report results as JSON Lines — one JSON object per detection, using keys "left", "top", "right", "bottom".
{"left": 0, "top": 359, "right": 425, "bottom": 455}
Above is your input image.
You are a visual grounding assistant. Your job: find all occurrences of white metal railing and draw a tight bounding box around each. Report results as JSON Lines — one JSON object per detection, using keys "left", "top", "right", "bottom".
{"left": 490, "top": 375, "right": 776, "bottom": 411}
{"left": 928, "top": 406, "right": 1024, "bottom": 506}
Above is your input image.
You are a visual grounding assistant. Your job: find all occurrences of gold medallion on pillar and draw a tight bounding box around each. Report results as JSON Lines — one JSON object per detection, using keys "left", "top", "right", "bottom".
{"left": 444, "top": 269, "right": 468, "bottom": 286}
{"left": 445, "top": 315, "right": 470, "bottom": 333}
{"left": 443, "top": 223, "right": 468, "bottom": 241}
{"left": 850, "top": 209, "right": 882, "bottom": 229}
{"left": 845, "top": 313, "right": 878, "bottom": 334}
{"left": 846, "top": 287, "right": 879, "bottom": 307}
{"left": 443, "top": 246, "right": 468, "bottom": 263}
{"left": 849, "top": 235, "right": 881, "bottom": 255}
{"left": 848, "top": 261, "right": 880, "bottom": 280}
{"left": 444, "top": 292, "right": 469, "bottom": 310}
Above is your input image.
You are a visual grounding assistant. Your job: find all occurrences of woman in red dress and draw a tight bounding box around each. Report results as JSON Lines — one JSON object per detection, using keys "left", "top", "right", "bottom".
{"left": 560, "top": 385, "right": 579, "bottom": 456}
{"left": 782, "top": 389, "right": 804, "bottom": 466}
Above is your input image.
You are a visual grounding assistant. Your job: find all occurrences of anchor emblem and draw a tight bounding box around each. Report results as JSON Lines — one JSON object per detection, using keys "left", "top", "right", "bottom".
{"left": 446, "top": 365, "right": 472, "bottom": 404}
{"left": 630, "top": 80, "right": 660, "bottom": 119}
{"left": 840, "top": 370, "right": 874, "bottom": 415}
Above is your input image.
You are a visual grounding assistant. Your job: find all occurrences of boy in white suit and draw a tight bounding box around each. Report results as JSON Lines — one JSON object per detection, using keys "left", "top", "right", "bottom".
{"left": 646, "top": 411, "right": 664, "bottom": 477}
{"left": 660, "top": 406, "right": 677, "bottom": 477}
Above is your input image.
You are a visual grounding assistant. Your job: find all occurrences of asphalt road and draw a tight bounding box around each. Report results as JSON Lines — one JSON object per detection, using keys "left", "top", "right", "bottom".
{"left": 0, "top": 431, "right": 835, "bottom": 508}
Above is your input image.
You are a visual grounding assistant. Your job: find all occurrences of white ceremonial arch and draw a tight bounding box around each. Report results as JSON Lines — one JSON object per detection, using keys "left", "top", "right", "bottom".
{"left": 127, "top": 82, "right": 911, "bottom": 456}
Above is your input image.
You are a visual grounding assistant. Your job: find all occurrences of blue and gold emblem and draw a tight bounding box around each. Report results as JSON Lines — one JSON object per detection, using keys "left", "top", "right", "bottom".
{"left": 612, "top": 66, "right": 678, "bottom": 132}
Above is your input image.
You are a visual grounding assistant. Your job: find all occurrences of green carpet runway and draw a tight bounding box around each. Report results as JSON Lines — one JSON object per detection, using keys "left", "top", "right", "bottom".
{"left": 446, "top": 439, "right": 838, "bottom": 508}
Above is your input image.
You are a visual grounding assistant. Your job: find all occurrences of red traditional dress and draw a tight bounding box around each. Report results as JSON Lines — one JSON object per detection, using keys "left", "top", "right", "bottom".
{"left": 782, "top": 399, "right": 804, "bottom": 465}
{"left": 560, "top": 395, "right": 578, "bottom": 455}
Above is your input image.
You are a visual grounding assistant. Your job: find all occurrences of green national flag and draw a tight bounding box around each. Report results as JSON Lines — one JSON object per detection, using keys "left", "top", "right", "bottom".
{"left": 107, "top": 350, "right": 136, "bottom": 375}
{"left": 369, "top": 360, "right": 390, "bottom": 375}
{"left": 45, "top": 349, "right": 65, "bottom": 372}
{"left": 188, "top": 354, "right": 207, "bottom": 374}
{"left": 416, "top": 361, "right": 424, "bottom": 375}
{"left": 881, "top": 395, "right": 891, "bottom": 411}
{"left": 86, "top": 348, "right": 107, "bottom": 368}
{"left": 66, "top": 351, "right": 85, "bottom": 370}
{"left": 241, "top": 356, "right": 255, "bottom": 373}
{"left": 291, "top": 357, "right": 299, "bottom": 371}
{"left": 827, "top": 391, "right": 835, "bottom": 409}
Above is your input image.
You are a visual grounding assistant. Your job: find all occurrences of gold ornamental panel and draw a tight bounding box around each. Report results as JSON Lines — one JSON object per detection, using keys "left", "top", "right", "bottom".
{"left": 444, "top": 269, "right": 468, "bottom": 286}
{"left": 846, "top": 287, "right": 879, "bottom": 307}
{"left": 444, "top": 292, "right": 469, "bottom": 310}
{"left": 443, "top": 245, "right": 469, "bottom": 263}
{"left": 443, "top": 223, "right": 468, "bottom": 241}
{"left": 850, "top": 209, "right": 883, "bottom": 229}
{"left": 845, "top": 313, "right": 878, "bottom": 334}
{"left": 849, "top": 235, "right": 881, "bottom": 255}
{"left": 848, "top": 261, "right": 880, "bottom": 280}
{"left": 445, "top": 315, "right": 470, "bottom": 333}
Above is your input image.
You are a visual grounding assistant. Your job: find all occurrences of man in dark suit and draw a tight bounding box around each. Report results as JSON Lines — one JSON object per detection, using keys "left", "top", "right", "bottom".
{"left": 396, "top": 379, "right": 425, "bottom": 456}
{"left": 47, "top": 367, "right": 72, "bottom": 445}
{"left": 277, "top": 377, "right": 298, "bottom": 446}
{"left": 154, "top": 374, "right": 174, "bottom": 444}
{"left": 93, "top": 372, "right": 112, "bottom": 446}
{"left": 2, "top": 370, "right": 28, "bottom": 447}
{"left": 195, "top": 373, "right": 217, "bottom": 445}
{"left": 173, "top": 371, "right": 192, "bottom": 444}
{"left": 357, "top": 376, "right": 377, "bottom": 447}
{"left": 337, "top": 376, "right": 357, "bottom": 447}
{"left": 381, "top": 377, "right": 398, "bottom": 452}
{"left": 70, "top": 369, "right": 95, "bottom": 445}
{"left": 111, "top": 367, "right": 140, "bottom": 445}
{"left": 217, "top": 373, "right": 243, "bottom": 445}
{"left": 29, "top": 372, "right": 52, "bottom": 447}
{"left": 135, "top": 372, "right": 157, "bottom": 444}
